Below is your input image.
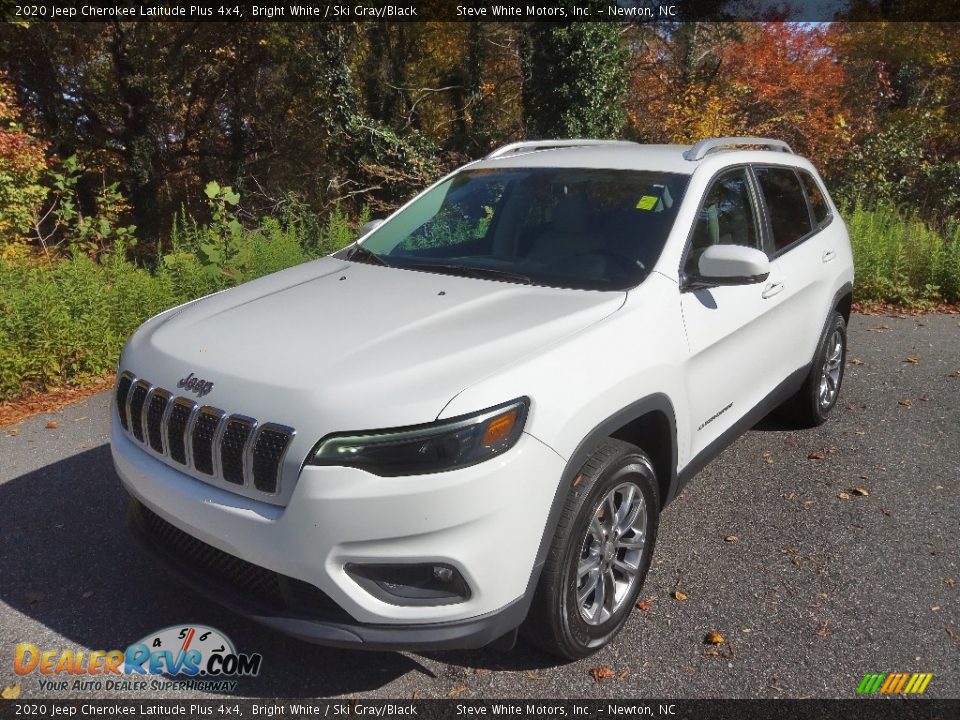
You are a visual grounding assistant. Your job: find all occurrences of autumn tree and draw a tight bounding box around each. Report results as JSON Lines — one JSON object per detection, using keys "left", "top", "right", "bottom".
{"left": 522, "top": 22, "right": 629, "bottom": 138}
{"left": 0, "top": 72, "right": 48, "bottom": 254}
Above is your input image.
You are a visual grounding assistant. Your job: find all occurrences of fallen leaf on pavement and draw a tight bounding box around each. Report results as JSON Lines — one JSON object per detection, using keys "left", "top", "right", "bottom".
{"left": 808, "top": 451, "right": 825, "bottom": 460}
{"left": 472, "top": 668, "right": 490, "bottom": 675}
{"left": 920, "top": 394, "right": 932, "bottom": 402}
{"left": 784, "top": 438, "right": 797, "bottom": 447}
{"left": 525, "top": 672, "right": 546, "bottom": 681}
{"left": 899, "top": 399, "right": 913, "bottom": 407}
{"left": 945, "top": 578, "right": 955, "bottom": 587}
{"left": 672, "top": 590, "right": 688, "bottom": 602}
{"left": 590, "top": 666, "right": 616, "bottom": 683}
{"left": 1, "top": 683, "right": 21, "bottom": 700}
{"left": 45, "top": 420, "right": 58, "bottom": 429}
{"left": 705, "top": 630, "right": 725, "bottom": 645}
{"left": 881, "top": 508, "right": 892, "bottom": 516}
{"left": 816, "top": 621, "right": 830, "bottom": 638}
{"left": 947, "top": 628, "right": 960, "bottom": 642}
{"left": 762, "top": 452, "right": 774, "bottom": 465}
{"left": 636, "top": 596, "right": 655, "bottom": 611}
{"left": 837, "top": 492, "right": 851, "bottom": 500}
{"left": 870, "top": 324, "right": 891, "bottom": 332}
{"left": 851, "top": 487, "right": 870, "bottom": 496}
{"left": 848, "top": 358, "right": 864, "bottom": 365}
{"left": 618, "top": 670, "right": 630, "bottom": 680}
{"left": 904, "top": 357, "right": 920, "bottom": 364}
{"left": 725, "top": 535, "right": 739, "bottom": 543}
{"left": 447, "top": 687, "right": 467, "bottom": 697}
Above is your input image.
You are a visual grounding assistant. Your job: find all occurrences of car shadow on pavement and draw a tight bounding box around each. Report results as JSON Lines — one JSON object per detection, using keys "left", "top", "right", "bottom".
{"left": 0, "top": 444, "right": 476, "bottom": 697}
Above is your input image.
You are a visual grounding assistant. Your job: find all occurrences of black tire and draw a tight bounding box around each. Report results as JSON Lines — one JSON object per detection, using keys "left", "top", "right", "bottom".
{"left": 521, "top": 438, "right": 659, "bottom": 660}
{"left": 783, "top": 311, "right": 847, "bottom": 427}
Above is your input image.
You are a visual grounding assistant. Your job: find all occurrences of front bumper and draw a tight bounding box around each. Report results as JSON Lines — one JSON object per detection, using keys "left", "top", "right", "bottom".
{"left": 112, "top": 415, "right": 565, "bottom": 648}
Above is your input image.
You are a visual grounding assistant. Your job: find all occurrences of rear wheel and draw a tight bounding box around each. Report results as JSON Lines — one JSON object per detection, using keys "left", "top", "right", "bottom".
{"left": 522, "top": 439, "right": 659, "bottom": 659}
{"left": 783, "top": 311, "right": 847, "bottom": 427}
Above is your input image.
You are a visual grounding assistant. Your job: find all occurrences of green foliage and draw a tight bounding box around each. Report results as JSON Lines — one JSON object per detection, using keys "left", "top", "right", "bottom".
{"left": 522, "top": 20, "right": 629, "bottom": 138}
{"left": 847, "top": 203, "right": 960, "bottom": 306}
{"left": 0, "top": 198, "right": 365, "bottom": 401}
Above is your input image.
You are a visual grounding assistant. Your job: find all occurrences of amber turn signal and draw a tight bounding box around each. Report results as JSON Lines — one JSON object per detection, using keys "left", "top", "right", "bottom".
{"left": 482, "top": 409, "right": 518, "bottom": 447}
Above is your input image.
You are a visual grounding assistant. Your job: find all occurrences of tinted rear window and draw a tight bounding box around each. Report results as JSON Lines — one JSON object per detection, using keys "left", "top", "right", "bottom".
{"left": 755, "top": 167, "right": 812, "bottom": 252}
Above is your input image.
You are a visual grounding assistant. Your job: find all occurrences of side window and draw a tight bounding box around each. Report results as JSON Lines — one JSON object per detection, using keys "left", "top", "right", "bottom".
{"left": 799, "top": 170, "right": 830, "bottom": 226}
{"left": 755, "top": 167, "right": 813, "bottom": 253}
{"left": 684, "top": 168, "right": 760, "bottom": 277}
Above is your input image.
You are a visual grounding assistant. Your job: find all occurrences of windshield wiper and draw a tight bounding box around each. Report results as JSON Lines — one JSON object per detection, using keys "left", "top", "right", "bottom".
{"left": 347, "top": 244, "right": 391, "bottom": 267}
{"left": 401, "top": 262, "right": 533, "bottom": 285}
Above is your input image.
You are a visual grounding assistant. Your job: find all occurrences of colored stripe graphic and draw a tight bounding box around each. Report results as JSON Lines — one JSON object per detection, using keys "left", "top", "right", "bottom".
{"left": 858, "top": 672, "right": 933, "bottom": 695}
{"left": 857, "top": 673, "right": 886, "bottom": 694}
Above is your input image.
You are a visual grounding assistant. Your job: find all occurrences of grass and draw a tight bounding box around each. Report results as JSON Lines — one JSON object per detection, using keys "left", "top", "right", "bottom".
{"left": 847, "top": 203, "right": 960, "bottom": 306}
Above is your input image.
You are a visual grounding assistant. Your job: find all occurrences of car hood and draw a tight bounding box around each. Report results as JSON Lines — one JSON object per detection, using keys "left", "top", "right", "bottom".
{"left": 122, "top": 257, "right": 626, "bottom": 434}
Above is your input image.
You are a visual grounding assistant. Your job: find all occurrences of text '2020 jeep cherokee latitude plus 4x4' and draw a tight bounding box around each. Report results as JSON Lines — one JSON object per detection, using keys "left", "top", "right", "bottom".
{"left": 112, "top": 137, "right": 854, "bottom": 659}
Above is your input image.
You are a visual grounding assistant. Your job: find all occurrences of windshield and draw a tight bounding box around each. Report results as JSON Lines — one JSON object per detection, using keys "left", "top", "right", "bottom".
{"left": 353, "top": 167, "right": 690, "bottom": 291}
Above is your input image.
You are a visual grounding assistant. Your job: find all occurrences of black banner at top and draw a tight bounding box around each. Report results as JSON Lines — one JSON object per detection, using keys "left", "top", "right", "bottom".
{"left": 2, "top": 0, "right": 959, "bottom": 23}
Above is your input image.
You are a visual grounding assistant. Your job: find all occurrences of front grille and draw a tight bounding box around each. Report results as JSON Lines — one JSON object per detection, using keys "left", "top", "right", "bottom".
{"left": 115, "top": 371, "right": 295, "bottom": 498}
{"left": 133, "top": 500, "right": 348, "bottom": 620}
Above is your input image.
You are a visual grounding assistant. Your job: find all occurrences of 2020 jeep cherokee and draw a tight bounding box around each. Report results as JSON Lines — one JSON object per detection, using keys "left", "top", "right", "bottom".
{"left": 112, "top": 137, "right": 854, "bottom": 659}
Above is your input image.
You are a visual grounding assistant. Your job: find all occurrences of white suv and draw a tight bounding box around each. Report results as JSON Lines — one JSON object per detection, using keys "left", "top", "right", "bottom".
{"left": 112, "top": 137, "right": 854, "bottom": 659}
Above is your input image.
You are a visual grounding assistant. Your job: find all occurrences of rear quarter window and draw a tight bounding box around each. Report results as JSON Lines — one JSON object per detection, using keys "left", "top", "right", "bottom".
{"left": 755, "top": 166, "right": 812, "bottom": 253}
{"left": 799, "top": 170, "right": 830, "bottom": 226}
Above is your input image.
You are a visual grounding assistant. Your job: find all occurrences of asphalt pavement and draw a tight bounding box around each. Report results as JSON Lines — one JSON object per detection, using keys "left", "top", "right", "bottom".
{"left": 1, "top": 312, "right": 957, "bottom": 700}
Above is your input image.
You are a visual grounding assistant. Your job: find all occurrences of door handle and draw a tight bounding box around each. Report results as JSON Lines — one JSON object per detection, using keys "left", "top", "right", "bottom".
{"left": 822, "top": 250, "right": 836, "bottom": 263}
{"left": 762, "top": 282, "right": 784, "bottom": 299}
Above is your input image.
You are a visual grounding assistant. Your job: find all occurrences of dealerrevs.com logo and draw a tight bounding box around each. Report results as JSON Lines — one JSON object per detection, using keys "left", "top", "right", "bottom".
{"left": 14, "top": 625, "right": 261, "bottom": 693}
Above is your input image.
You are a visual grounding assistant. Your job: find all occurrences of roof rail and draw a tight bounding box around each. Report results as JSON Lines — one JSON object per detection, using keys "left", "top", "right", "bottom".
{"left": 683, "top": 137, "right": 793, "bottom": 161}
{"left": 485, "top": 139, "right": 637, "bottom": 160}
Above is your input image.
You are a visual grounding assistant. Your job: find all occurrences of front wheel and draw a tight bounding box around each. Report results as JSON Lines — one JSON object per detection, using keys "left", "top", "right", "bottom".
{"left": 522, "top": 439, "right": 659, "bottom": 659}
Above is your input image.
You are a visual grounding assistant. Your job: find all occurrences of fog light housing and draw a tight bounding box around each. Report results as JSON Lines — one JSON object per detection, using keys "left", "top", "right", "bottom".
{"left": 345, "top": 563, "right": 471, "bottom": 606}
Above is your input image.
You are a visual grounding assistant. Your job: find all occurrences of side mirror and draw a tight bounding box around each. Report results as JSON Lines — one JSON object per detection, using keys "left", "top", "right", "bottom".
{"left": 692, "top": 245, "right": 770, "bottom": 287}
{"left": 360, "top": 219, "right": 385, "bottom": 236}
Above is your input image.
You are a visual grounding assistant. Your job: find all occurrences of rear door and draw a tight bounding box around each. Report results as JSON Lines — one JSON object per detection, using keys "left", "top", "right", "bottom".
{"left": 679, "top": 166, "right": 790, "bottom": 459}
{"left": 752, "top": 166, "right": 840, "bottom": 371}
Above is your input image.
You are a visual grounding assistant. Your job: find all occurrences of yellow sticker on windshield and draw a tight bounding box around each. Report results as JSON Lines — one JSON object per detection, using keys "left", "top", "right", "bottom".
{"left": 636, "top": 195, "right": 658, "bottom": 210}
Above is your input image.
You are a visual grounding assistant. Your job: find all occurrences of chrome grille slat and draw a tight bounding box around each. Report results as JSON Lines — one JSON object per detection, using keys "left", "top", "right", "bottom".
{"left": 113, "top": 373, "right": 295, "bottom": 500}
{"left": 167, "top": 398, "right": 196, "bottom": 465}
{"left": 220, "top": 415, "right": 256, "bottom": 485}
{"left": 191, "top": 407, "right": 224, "bottom": 476}
{"left": 128, "top": 381, "right": 151, "bottom": 443}
{"left": 116, "top": 373, "right": 134, "bottom": 431}
{"left": 251, "top": 424, "right": 295, "bottom": 495}
{"left": 145, "top": 389, "right": 172, "bottom": 453}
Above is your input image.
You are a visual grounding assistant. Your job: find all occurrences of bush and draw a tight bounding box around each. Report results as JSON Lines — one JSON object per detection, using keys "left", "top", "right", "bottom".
{"left": 847, "top": 203, "right": 960, "bottom": 306}
{"left": 0, "top": 202, "right": 363, "bottom": 401}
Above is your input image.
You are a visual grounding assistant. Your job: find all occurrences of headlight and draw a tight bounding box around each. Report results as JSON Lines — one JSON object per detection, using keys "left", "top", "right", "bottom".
{"left": 306, "top": 398, "right": 529, "bottom": 476}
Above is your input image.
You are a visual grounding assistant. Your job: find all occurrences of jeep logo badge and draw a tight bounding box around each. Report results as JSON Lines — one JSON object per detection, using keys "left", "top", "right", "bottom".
{"left": 177, "top": 372, "right": 214, "bottom": 398}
